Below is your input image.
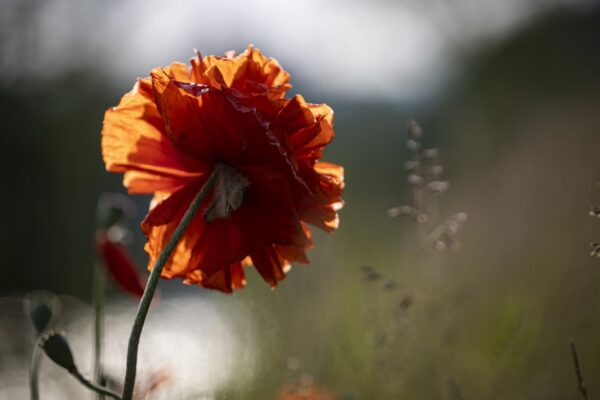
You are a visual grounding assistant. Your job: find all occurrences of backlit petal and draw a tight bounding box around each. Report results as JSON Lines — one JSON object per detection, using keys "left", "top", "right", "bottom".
{"left": 248, "top": 245, "right": 289, "bottom": 288}
{"left": 102, "top": 78, "right": 205, "bottom": 194}
{"left": 192, "top": 45, "right": 291, "bottom": 98}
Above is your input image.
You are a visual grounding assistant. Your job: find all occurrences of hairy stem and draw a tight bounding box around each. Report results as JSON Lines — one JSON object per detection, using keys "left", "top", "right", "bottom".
{"left": 121, "top": 173, "right": 216, "bottom": 400}
{"left": 92, "top": 260, "right": 106, "bottom": 400}
{"left": 72, "top": 370, "right": 121, "bottom": 400}
{"left": 30, "top": 344, "right": 41, "bottom": 400}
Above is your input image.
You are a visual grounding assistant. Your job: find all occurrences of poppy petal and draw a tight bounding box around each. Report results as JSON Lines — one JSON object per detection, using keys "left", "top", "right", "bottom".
{"left": 95, "top": 232, "right": 146, "bottom": 298}
{"left": 141, "top": 178, "right": 207, "bottom": 233}
{"left": 151, "top": 70, "right": 249, "bottom": 164}
{"left": 302, "top": 205, "right": 340, "bottom": 233}
{"left": 123, "top": 171, "right": 191, "bottom": 195}
{"left": 102, "top": 78, "right": 205, "bottom": 193}
{"left": 192, "top": 45, "right": 291, "bottom": 98}
{"left": 144, "top": 196, "right": 207, "bottom": 279}
{"left": 248, "top": 245, "right": 289, "bottom": 288}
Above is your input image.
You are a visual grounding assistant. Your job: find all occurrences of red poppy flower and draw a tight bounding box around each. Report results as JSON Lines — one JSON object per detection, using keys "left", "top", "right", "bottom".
{"left": 95, "top": 231, "right": 146, "bottom": 298}
{"left": 101, "top": 46, "right": 343, "bottom": 292}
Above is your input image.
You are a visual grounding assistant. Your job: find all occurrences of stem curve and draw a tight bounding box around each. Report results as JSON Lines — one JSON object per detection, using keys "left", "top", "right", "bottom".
{"left": 121, "top": 172, "right": 216, "bottom": 400}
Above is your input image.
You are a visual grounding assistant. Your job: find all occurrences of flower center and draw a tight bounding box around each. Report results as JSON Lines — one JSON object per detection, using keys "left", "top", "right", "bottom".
{"left": 204, "top": 163, "right": 250, "bottom": 222}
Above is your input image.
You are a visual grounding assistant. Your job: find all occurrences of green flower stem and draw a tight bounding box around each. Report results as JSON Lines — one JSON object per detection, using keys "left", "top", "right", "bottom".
{"left": 92, "top": 260, "right": 106, "bottom": 400}
{"left": 121, "top": 172, "right": 217, "bottom": 400}
{"left": 30, "top": 344, "right": 41, "bottom": 400}
{"left": 71, "top": 370, "right": 121, "bottom": 400}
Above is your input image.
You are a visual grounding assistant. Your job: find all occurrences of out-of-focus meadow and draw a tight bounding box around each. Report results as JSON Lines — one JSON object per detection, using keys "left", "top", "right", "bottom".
{"left": 1, "top": 1, "right": 600, "bottom": 398}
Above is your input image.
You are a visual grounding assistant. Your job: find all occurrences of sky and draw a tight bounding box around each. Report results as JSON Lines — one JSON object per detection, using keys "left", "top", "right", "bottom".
{"left": 0, "top": 0, "right": 595, "bottom": 101}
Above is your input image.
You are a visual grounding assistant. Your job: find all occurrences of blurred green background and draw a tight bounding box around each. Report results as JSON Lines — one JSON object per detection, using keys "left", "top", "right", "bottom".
{"left": 1, "top": 1, "right": 600, "bottom": 399}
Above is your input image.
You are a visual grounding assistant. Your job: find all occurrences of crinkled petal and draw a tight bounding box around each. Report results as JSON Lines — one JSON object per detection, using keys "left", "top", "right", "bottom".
{"left": 271, "top": 95, "right": 335, "bottom": 161}
{"left": 274, "top": 222, "right": 313, "bottom": 264}
{"left": 302, "top": 205, "right": 340, "bottom": 233}
{"left": 153, "top": 71, "right": 308, "bottom": 192}
{"left": 189, "top": 262, "right": 247, "bottom": 293}
{"left": 275, "top": 244, "right": 309, "bottom": 265}
{"left": 236, "top": 166, "right": 308, "bottom": 247}
{"left": 141, "top": 179, "right": 204, "bottom": 233}
{"left": 151, "top": 69, "right": 219, "bottom": 163}
{"left": 248, "top": 245, "right": 290, "bottom": 288}
{"left": 123, "top": 171, "right": 189, "bottom": 195}
{"left": 144, "top": 192, "right": 208, "bottom": 279}
{"left": 191, "top": 45, "right": 290, "bottom": 98}
{"left": 295, "top": 102, "right": 335, "bottom": 160}
{"left": 188, "top": 215, "right": 245, "bottom": 276}
{"left": 185, "top": 166, "right": 306, "bottom": 281}
{"left": 102, "top": 78, "right": 205, "bottom": 194}
{"left": 153, "top": 69, "right": 285, "bottom": 167}
{"left": 314, "top": 162, "right": 345, "bottom": 203}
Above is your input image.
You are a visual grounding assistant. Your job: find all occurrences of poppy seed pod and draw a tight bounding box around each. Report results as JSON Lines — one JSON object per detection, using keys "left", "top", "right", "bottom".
{"left": 30, "top": 303, "right": 53, "bottom": 335}
{"left": 25, "top": 291, "right": 60, "bottom": 336}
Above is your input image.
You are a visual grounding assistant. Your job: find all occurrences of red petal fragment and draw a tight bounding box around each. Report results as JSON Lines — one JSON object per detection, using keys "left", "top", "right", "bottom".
{"left": 141, "top": 179, "right": 204, "bottom": 234}
{"left": 95, "top": 232, "right": 146, "bottom": 298}
{"left": 248, "top": 246, "right": 289, "bottom": 288}
{"left": 102, "top": 78, "right": 205, "bottom": 185}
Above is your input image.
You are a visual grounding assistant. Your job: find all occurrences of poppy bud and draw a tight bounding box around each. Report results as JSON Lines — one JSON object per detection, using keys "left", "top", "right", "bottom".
{"left": 39, "top": 330, "right": 77, "bottom": 373}
{"left": 25, "top": 291, "right": 60, "bottom": 336}
{"left": 96, "top": 193, "right": 136, "bottom": 230}
{"left": 30, "top": 303, "right": 52, "bottom": 335}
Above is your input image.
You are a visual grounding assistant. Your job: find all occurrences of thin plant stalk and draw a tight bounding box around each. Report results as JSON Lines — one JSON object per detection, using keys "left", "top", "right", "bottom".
{"left": 30, "top": 344, "right": 42, "bottom": 400}
{"left": 571, "top": 342, "right": 590, "bottom": 400}
{"left": 92, "top": 260, "right": 106, "bottom": 400}
{"left": 28, "top": 293, "right": 58, "bottom": 400}
{"left": 71, "top": 370, "right": 121, "bottom": 400}
{"left": 121, "top": 173, "right": 217, "bottom": 400}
